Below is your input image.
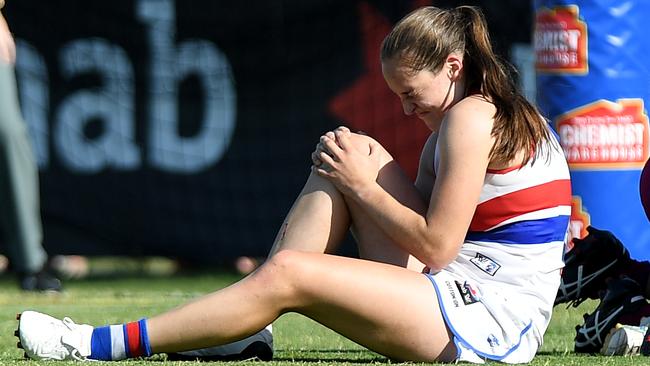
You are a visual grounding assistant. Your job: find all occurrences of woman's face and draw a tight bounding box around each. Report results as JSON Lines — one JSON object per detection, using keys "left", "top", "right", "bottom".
{"left": 382, "top": 57, "right": 456, "bottom": 132}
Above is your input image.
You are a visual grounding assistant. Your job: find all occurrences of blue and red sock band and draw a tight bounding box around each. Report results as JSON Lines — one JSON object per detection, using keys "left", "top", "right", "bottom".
{"left": 90, "top": 319, "right": 152, "bottom": 360}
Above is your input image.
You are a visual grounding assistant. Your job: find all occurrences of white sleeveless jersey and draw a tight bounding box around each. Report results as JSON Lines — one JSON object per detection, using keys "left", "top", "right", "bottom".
{"left": 427, "top": 132, "right": 571, "bottom": 363}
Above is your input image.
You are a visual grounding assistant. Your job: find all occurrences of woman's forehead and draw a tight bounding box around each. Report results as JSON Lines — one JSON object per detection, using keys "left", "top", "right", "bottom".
{"left": 382, "top": 59, "right": 418, "bottom": 81}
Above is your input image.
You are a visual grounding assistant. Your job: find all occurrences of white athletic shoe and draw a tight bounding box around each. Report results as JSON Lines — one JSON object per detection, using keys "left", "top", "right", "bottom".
{"left": 600, "top": 323, "right": 647, "bottom": 356}
{"left": 167, "top": 325, "right": 273, "bottom": 361}
{"left": 16, "top": 310, "right": 93, "bottom": 361}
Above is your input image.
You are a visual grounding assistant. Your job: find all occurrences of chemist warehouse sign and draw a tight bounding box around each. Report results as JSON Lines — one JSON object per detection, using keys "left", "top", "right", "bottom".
{"left": 534, "top": 5, "right": 587, "bottom": 74}
{"left": 535, "top": 1, "right": 650, "bottom": 258}
{"left": 556, "top": 99, "right": 649, "bottom": 169}
{"left": 536, "top": 5, "right": 650, "bottom": 169}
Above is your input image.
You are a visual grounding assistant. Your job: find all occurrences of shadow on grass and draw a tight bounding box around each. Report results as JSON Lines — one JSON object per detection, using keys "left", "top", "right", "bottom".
{"left": 0, "top": 268, "right": 243, "bottom": 283}
{"left": 274, "top": 349, "right": 388, "bottom": 363}
{"left": 535, "top": 350, "right": 598, "bottom": 358}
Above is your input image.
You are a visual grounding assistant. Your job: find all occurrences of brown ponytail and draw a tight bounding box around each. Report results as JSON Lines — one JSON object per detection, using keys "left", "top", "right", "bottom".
{"left": 382, "top": 6, "right": 553, "bottom": 166}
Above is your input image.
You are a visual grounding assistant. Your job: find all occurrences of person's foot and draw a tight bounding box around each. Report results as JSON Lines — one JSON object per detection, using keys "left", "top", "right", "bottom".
{"left": 574, "top": 276, "right": 647, "bottom": 353}
{"left": 16, "top": 311, "right": 93, "bottom": 360}
{"left": 166, "top": 325, "right": 273, "bottom": 361}
{"left": 556, "top": 226, "right": 631, "bottom": 307}
{"left": 600, "top": 324, "right": 647, "bottom": 355}
{"left": 18, "top": 266, "right": 62, "bottom": 292}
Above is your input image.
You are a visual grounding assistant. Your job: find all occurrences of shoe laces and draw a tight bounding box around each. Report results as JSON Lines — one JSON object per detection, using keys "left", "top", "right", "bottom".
{"left": 576, "top": 304, "right": 625, "bottom": 348}
{"left": 558, "top": 231, "right": 630, "bottom": 307}
{"left": 57, "top": 317, "right": 87, "bottom": 361}
{"left": 576, "top": 277, "right": 646, "bottom": 341}
{"left": 561, "top": 261, "right": 618, "bottom": 308}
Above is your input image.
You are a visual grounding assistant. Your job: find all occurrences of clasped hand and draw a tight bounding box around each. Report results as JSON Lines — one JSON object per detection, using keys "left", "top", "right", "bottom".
{"left": 311, "top": 126, "right": 380, "bottom": 197}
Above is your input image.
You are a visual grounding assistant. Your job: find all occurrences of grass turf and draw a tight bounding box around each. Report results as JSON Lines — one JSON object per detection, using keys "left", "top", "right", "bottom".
{"left": 0, "top": 262, "right": 644, "bottom": 365}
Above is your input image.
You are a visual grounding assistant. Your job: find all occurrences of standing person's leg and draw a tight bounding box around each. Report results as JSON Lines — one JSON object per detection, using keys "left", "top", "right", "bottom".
{"left": 0, "top": 63, "right": 58, "bottom": 291}
{"left": 19, "top": 250, "right": 456, "bottom": 362}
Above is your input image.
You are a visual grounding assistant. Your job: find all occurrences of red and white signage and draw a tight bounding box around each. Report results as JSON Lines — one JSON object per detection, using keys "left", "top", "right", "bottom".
{"left": 535, "top": 5, "right": 588, "bottom": 74}
{"left": 556, "top": 98, "right": 650, "bottom": 170}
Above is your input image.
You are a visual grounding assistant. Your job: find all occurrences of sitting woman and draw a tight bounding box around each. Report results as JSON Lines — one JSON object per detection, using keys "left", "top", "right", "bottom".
{"left": 17, "top": 5, "right": 571, "bottom": 364}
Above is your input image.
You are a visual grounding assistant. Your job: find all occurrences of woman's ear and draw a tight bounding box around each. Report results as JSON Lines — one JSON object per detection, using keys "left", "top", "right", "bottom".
{"left": 446, "top": 54, "right": 463, "bottom": 80}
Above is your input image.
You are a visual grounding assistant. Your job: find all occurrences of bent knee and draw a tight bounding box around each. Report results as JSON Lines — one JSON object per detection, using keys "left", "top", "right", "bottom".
{"left": 255, "top": 250, "right": 309, "bottom": 286}
{"left": 251, "top": 250, "right": 313, "bottom": 304}
{"left": 347, "top": 133, "right": 394, "bottom": 166}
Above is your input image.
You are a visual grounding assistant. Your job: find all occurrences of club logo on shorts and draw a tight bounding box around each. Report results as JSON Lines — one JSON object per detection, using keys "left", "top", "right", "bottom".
{"left": 487, "top": 334, "right": 500, "bottom": 348}
{"left": 455, "top": 281, "right": 480, "bottom": 305}
{"left": 470, "top": 253, "right": 501, "bottom": 276}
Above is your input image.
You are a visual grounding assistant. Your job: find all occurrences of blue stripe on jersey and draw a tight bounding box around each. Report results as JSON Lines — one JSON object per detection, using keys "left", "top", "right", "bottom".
{"left": 465, "top": 215, "right": 569, "bottom": 244}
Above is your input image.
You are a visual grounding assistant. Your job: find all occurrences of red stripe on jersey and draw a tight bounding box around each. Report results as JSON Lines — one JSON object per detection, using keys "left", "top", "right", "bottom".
{"left": 469, "top": 179, "right": 571, "bottom": 231}
{"left": 125, "top": 321, "right": 143, "bottom": 357}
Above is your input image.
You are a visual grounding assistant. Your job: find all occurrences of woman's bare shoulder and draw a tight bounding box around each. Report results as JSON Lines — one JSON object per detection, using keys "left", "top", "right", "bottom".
{"left": 450, "top": 94, "right": 495, "bottom": 117}
{"left": 443, "top": 95, "right": 495, "bottom": 137}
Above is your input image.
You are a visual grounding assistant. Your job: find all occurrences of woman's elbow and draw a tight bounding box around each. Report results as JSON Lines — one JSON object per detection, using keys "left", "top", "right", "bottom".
{"left": 420, "top": 243, "right": 459, "bottom": 272}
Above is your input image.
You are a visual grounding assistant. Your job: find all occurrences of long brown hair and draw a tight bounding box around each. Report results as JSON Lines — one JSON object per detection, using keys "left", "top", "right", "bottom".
{"left": 381, "top": 6, "right": 552, "bottom": 166}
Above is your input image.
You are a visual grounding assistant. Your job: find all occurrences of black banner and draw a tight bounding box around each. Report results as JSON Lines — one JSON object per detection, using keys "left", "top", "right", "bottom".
{"left": 3, "top": 0, "right": 532, "bottom": 263}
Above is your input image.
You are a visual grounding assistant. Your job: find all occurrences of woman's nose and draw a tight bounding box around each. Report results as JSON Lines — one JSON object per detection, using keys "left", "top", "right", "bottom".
{"left": 402, "top": 101, "right": 416, "bottom": 115}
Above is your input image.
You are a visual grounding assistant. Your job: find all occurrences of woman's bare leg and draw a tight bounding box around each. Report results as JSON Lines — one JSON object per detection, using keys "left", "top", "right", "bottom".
{"left": 183, "top": 134, "right": 426, "bottom": 356}
{"left": 268, "top": 133, "right": 427, "bottom": 271}
{"left": 344, "top": 138, "right": 428, "bottom": 270}
{"left": 147, "top": 250, "right": 455, "bottom": 362}
{"left": 267, "top": 172, "right": 350, "bottom": 256}
{"left": 348, "top": 164, "right": 427, "bottom": 270}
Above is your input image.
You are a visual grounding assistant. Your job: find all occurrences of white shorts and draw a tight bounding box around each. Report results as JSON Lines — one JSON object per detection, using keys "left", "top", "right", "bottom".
{"left": 425, "top": 271, "right": 543, "bottom": 364}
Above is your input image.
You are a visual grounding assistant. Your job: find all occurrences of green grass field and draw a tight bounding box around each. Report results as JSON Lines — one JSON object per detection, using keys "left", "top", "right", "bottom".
{"left": 0, "top": 259, "right": 643, "bottom": 365}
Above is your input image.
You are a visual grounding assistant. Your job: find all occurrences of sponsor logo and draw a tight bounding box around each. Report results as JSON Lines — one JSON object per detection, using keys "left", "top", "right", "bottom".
{"left": 556, "top": 98, "right": 649, "bottom": 169}
{"left": 470, "top": 253, "right": 501, "bottom": 276}
{"left": 445, "top": 280, "right": 460, "bottom": 308}
{"left": 455, "top": 281, "right": 480, "bottom": 305}
{"left": 534, "top": 5, "right": 588, "bottom": 74}
{"left": 17, "top": 0, "right": 237, "bottom": 174}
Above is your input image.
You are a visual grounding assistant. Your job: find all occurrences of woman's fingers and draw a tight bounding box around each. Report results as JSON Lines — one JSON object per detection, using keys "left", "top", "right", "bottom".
{"left": 311, "top": 164, "right": 329, "bottom": 178}
{"left": 335, "top": 126, "right": 350, "bottom": 134}
{"left": 313, "top": 132, "right": 335, "bottom": 164}
{"left": 319, "top": 134, "right": 343, "bottom": 160}
{"left": 318, "top": 149, "right": 336, "bottom": 168}
{"left": 312, "top": 126, "right": 352, "bottom": 169}
{"left": 311, "top": 151, "right": 322, "bottom": 166}
{"left": 333, "top": 127, "right": 353, "bottom": 151}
